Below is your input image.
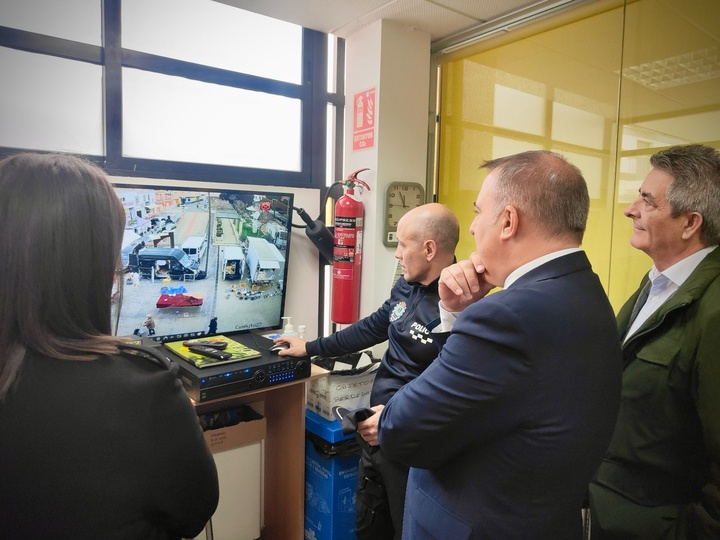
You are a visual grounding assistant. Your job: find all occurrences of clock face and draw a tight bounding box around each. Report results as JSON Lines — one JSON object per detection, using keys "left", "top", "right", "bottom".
{"left": 383, "top": 182, "right": 425, "bottom": 247}
{"left": 386, "top": 182, "right": 424, "bottom": 227}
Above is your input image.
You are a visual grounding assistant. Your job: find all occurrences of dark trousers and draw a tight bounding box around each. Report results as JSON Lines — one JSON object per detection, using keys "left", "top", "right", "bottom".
{"left": 355, "top": 441, "right": 410, "bottom": 540}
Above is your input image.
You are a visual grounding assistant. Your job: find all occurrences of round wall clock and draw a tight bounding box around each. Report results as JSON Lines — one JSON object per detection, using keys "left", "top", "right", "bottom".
{"left": 383, "top": 181, "right": 425, "bottom": 247}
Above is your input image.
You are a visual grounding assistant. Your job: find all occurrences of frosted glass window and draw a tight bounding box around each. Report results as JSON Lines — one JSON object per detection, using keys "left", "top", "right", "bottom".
{"left": 458, "top": 130, "right": 488, "bottom": 191}
{"left": 618, "top": 179, "right": 643, "bottom": 204}
{"left": 562, "top": 151, "right": 602, "bottom": 199}
{"left": 0, "top": 0, "right": 101, "bottom": 45}
{"left": 122, "top": 68, "right": 301, "bottom": 171}
{"left": 617, "top": 157, "right": 653, "bottom": 203}
{"left": 326, "top": 103, "right": 337, "bottom": 183}
{"left": 492, "top": 136, "right": 543, "bottom": 160}
{"left": 122, "top": 0, "right": 302, "bottom": 84}
{"left": 493, "top": 85, "right": 546, "bottom": 136}
{"left": 635, "top": 112, "right": 720, "bottom": 147}
{"left": 327, "top": 35, "right": 337, "bottom": 93}
{"left": 619, "top": 154, "right": 638, "bottom": 174}
{"left": 622, "top": 125, "right": 688, "bottom": 151}
{"left": 0, "top": 47, "right": 103, "bottom": 154}
{"left": 552, "top": 103, "right": 605, "bottom": 150}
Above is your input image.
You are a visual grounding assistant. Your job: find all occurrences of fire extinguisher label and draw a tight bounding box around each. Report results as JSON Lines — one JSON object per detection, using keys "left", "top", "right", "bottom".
{"left": 336, "top": 216, "right": 356, "bottom": 228}
{"left": 335, "top": 231, "right": 355, "bottom": 247}
{"left": 334, "top": 217, "right": 357, "bottom": 247}
{"left": 333, "top": 246, "right": 355, "bottom": 263}
{"left": 333, "top": 216, "right": 363, "bottom": 262}
{"left": 333, "top": 267, "right": 354, "bottom": 280}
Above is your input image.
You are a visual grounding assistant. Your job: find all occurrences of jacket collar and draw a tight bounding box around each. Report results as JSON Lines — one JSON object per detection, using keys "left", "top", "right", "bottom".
{"left": 406, "top": 275, "right": 440, "bottom": 292}
{"left": 509, "top": 250, "right": 592, "bottom": 289}
{"left": 620, "top": 246, "right": 720, "bottom": 344}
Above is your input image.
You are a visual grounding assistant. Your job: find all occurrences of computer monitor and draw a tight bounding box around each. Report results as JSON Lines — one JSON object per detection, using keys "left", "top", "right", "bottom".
{"left": 112, "top": 180, "right": 294, "bottom": 341}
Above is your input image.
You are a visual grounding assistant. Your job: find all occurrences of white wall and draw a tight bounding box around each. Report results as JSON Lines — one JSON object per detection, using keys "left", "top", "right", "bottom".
{"left": 343, "top": 19, "right": 431, "bottom": 352}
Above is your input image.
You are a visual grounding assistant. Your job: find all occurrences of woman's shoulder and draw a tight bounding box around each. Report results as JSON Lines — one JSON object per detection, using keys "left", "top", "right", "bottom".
{"left": 6, "top": 348, "right": 186, "bottom": 425}
{"left": 116, "top": 343, "right": 173, "bottom": 370}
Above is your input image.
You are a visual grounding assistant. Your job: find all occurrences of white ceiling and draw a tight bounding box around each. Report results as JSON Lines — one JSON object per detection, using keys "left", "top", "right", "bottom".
{"left": 211, "top": 0, "right": 719, "bottom": 128}
{"left": 213, "top": 0, "right": 595, "bottom": 46}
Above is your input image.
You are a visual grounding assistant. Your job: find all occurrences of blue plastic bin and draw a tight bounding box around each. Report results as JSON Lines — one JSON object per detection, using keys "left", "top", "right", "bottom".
{"left": 305, "top": 409, "right": 360, "bottom": 540}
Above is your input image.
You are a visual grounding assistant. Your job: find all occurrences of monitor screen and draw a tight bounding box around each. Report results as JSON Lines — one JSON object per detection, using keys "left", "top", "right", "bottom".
{"left": 112, "top": 182, "right": 294, "bottom": 341}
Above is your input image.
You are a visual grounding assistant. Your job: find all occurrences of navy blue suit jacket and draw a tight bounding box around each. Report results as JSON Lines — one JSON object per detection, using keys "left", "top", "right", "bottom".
{"left": 379, "top": 251, "right": 622, "bottom": 539}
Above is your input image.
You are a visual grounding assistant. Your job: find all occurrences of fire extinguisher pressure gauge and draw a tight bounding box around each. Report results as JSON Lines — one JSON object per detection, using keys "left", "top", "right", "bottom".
{"left": 383, "top": 181, "right": 425, "bottom": 247}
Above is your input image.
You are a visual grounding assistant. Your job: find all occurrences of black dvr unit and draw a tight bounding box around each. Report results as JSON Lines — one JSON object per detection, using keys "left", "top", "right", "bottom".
{"left": 144, "top": 335, "right": 311, "bottom": 402}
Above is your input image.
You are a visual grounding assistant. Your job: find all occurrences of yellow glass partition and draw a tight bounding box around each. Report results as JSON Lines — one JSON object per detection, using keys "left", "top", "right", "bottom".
{"left": 436, "top": 0, "right": 720, "bottom": 312}
{"left": 609, "top": 0, "right": 720, "bottom": 307}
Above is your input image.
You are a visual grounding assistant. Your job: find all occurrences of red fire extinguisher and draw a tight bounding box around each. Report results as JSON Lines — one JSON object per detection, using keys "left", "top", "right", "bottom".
{"left": 331, "top": 168, "right": 370, "bottom": 324}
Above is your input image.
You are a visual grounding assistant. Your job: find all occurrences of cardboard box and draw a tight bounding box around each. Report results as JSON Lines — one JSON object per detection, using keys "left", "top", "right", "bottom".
{"left": 305, "top": 411, "right": 360, "bottom": 540}
{"left": 307, "top": 362, "right": 379, "bottom": 421}
{"left": 194, "top": 404, "right": 266, "bottom": 540}
{"left": 200, "top": 404, "right": 266, "bottom": 454}
{"left": 195, "top": 442, "right": 264, "bottom": 540}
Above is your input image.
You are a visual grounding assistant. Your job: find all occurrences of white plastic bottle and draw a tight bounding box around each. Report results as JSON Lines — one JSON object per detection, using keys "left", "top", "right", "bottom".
{"left": 297, "top": 325, "right": 307, "bottom": 340}
{"left": 281, "top": 316, "right": 298, "bottom": 337}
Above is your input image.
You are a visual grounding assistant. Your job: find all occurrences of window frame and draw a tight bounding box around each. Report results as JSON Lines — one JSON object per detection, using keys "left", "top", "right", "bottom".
{"left": 0, "top": 0, "right": 344, "bottom": 189}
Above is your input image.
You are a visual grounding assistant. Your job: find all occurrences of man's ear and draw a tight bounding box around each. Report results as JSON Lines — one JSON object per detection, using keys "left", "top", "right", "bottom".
{"left": 499, "top": 205, "right": 519, "bottom": 240}
{"left": 424, "top": 239, "right": 438, "bottom": 260}
{"left": 681, "top": 211, "right": 703, "bottom": 240}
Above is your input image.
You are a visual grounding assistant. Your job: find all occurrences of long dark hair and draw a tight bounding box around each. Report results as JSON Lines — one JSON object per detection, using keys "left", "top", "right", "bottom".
{"left": 0, "top": 153, "right": 126, "bottom": 399}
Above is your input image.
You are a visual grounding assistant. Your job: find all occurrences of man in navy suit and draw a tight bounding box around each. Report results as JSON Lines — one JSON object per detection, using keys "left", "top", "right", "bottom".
{"left": 359, "top": 150, "right": 623, "bottom": 539}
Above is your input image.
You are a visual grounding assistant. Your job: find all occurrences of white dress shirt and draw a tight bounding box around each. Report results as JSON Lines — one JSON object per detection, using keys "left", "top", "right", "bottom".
{"left": 624, "top": 246, "right": 717, "bottom": 342}
{"left": 438, "top": 248, "right": 581, "bottom": 332}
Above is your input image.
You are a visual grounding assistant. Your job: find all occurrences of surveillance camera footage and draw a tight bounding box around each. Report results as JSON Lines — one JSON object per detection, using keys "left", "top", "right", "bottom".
{"left": 112, "top": 185, "right": 294, "bottom": 341}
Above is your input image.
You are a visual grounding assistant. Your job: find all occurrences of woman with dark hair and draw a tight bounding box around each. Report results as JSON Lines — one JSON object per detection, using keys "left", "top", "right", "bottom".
{"left": 0, "top": 153, "right": 218, "bottom": 539}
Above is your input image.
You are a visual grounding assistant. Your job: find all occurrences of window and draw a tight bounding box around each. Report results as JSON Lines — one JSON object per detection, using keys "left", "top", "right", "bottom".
{"left": 0, "top": 0, "right": 343, "bottom": 189}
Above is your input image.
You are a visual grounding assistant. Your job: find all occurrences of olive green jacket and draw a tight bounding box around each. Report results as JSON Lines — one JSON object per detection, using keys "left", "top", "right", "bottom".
{"left": 589, "top": 246, "right": 720, "bottom": 539}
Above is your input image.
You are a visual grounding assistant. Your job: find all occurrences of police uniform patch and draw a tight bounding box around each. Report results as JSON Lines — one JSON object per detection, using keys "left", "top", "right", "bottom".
{"left": 409, "top": 322, "right": 433, "bottom": 344}
{"left": 410, "top": 329, "right": 433, "bottom": 344}
{"left": 390, "top": 301, "right": 407, "bottom": 322}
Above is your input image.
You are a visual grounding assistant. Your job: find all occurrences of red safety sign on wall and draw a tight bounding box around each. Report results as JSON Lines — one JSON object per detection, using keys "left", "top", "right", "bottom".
{"left": 352, "top": 88, "right": 376, "bottom": 151}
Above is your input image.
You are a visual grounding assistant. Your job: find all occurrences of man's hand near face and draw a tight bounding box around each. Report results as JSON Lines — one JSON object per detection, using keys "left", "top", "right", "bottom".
{"left": 439, "top": 252, "right": 494, "bottom": 312}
